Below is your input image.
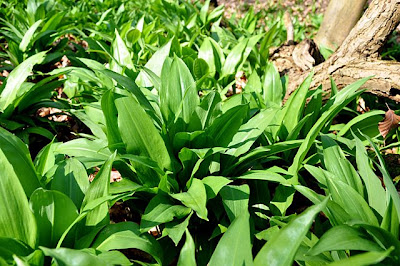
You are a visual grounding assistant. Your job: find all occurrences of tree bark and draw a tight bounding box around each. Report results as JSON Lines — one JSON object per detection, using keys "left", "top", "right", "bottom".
{"left": 284, "top": 0, "right": 400, "bottom": 102}
{"left": 314, "top": 0, "right": 367, "bottom": 51}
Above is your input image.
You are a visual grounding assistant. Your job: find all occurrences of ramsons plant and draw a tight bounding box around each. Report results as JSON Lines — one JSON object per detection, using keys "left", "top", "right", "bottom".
{"left": 0, "top": 0, "right": 399, "bottom": 265}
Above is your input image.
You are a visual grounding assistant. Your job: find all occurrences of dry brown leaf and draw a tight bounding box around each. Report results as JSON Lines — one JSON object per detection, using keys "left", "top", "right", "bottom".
{"left": 379, "top": 108, "right": 400, "bottom": 138}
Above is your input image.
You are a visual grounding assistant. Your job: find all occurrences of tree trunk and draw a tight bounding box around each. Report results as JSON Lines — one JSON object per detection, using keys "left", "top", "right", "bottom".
{"left": 314, "top": 0, "right": 367, "bottom": 51}
{"left": 284, "top": 0, "right": 400, "bottom": 102}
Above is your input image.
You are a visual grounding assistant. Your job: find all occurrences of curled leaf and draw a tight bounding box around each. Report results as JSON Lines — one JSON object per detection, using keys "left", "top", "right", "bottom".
{"left": 378, "top": 108, "right": 400, "bottom": 138}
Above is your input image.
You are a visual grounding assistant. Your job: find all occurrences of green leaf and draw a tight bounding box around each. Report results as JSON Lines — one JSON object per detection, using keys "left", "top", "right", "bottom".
{"left": 140, "top": 194, "right": 191, "bottom": 233}
{"left": 283, "top": 71, "right": 313, "bottom": 134}
{"left": 160, "top": 56, "right": 200, "bottom": 125}
{"left": 198, "top": 37, "right": 225, "bottom": 76}
{"left": 178, "top": 229, "right": 196, "bottom": 266}
{"left": 209, "top": 212, "right": 253, "bottom": 266}
{"left": 189, "top": 91, "right": 222, "bottom": 131}
{"left": 40, "top": 247, "right": 107, "bottom": 266}
{"left": 220, "top": 184, "right": 250, "bottom": 222}
{"left": 55, "top": 139, "right": 111, "bottom": 168}
{"left": 321, "top": 135, "right": 364, "bottom": 196}
{"left": 364, "top": 134, "right": 400, "bottom": 222}
{"left": 325, "top": 175, "right": 379, "bottom": 226}
{"left": 202, "top": 176, "right": 232, "bottom": 200}
{"left": 110, "top": 30, "right": 134, "bottom": 73}
{"left": 327, "top": 248, "right": 394, "bottom": 266}
{"left": 171, "top": 178, "right": 208, "bottom": 220}
{"left": 51, "top": 158, "right": 90, "bottom": 210}
{"left": 0, "top": 237, "right": 33, "bottom": 264}
{"left": 289, "top": 77, "right": 370, "bottom": 178}
{"left": 164, "top": 213, "right": 192, "bottom": 246}
{"left": 81, "top": 152, "right": 116, "bottom": 227}
{"left": 91, "top": 222, "right": 163, "bottom": 265}
{"left": 338, "top": 110, "right": 384, "bottom": 139}
{"left": 307, "top": 225, "right": 383, "bottom": 256}
{"left": 19, "top": 20, "right": 42, "bottom": 52}
{"left": 114, "top": 91, "right": 172, "bottom": 174}
{"left": 227, "top": 107, "right": 279, "bottom": 157}
{"left": 0, "top": 148, "right": 37, "bottom": 248}
{"left": 206, "top": 104, "right": 249, "bottom": 147}
{"left": 222, "top": 38, "right": 248, "bottom": 77}
{"left": 193, "top": 58, "right": 209, "bottom": 80}
{"left": 263, "top": 62, "right": 283, "bottom": 105}
{"left": 100, "top": 90, "right": 124, "bottom": 152}
{"left": 0, "top": 51, "right": 46, "bottom": 113}
{"left": 354, "top": 135, "right": 386, "bottom": 216}
{"left": 225, "top": 140, "right": 303, "bottom": 175}
{"left": 29, "top": 189, "right": 79, "bottom": 247}
{"left": 136, "top": 38, "right": 172, "bottom": 87}
{"left": 254, "top": 197, "right": 328, "bottom": 266}
{"left": 0, "top": 126, "right": 40, "bottom": 197}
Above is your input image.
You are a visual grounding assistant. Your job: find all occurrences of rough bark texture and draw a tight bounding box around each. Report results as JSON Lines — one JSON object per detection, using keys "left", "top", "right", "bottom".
{"left": 314, "top": 0, "right": 367, "bottom": 50}
{"left": 284, "top": 0, "right": 400, "bottom": 102}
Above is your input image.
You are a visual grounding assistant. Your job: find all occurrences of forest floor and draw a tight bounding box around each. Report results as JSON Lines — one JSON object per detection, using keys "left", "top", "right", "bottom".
{"left": 217, "top": 0, "right": 329, "bottom": 20}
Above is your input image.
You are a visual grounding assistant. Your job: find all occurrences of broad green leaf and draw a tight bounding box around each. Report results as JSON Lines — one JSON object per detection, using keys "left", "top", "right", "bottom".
{"left": 0, "top": 126, "right": 40, "bottom": 197}
{"left": 19, "top": 20, "right": 42, "bottom": 52}
{"left": 227, "top": 107, "right": 279, "bottom": 157}
{"left": 198, "top": 37, "right": 225, "bottom": 77}
{"left": 91, "top": 222, "right": 163, "bottom": 265}
{"left": 0, "top": 149, "right": 37, "bottom": 248}
{"left": 236, "top": 170, "right": 289, "bottom": 185}
{"left": 178, "top": 229, "right": 196, "bottom": 266}
{"left": 206, "top": 104, "right": 249, "bottom": 147}
{"left": 51, "top": 158, "right": 90, "bottom": 210}
{"left": 101, "top": 90, "right": 124, "bottom": 152}
{"left": 160, "top": 56, "right": 199, "bottom": 125}
{"left": 140, "top": 194, "right": 191, "bottom": 233}
{"left": 81, "top": 152, "right": 116, "bottom": 227}
{"left": 40, "top": 247, "right": 107, "bottom": 266}
{"left": 289, "top": 77, "right": 370, "bottom": 178}
{"left": 263, "top": 62, "right": 283, "bottom": 106}
{"left": 254, "top": 197, "right": 328, "bottom": 266}
{"left": 171, "top": 178, "right": 208, "bottom": 220}
{"left": 307, "top": 225, "right": 383, "bottom": 256}
{"left": 202, "top": 176, "right": 232, "bottom": 200}
{"left": 0, "top": 237, "right": 33, "bottom": 264}
{"left": 100, "top": 70, "right": 157, "bottom": 123}
{"left": 114, "top": 91, "right": 172, "bottom": 174}
{"left": 164, "top": 213, "right": 192, "bottom": 246}
{"left": 321, "top": 135, "right": 364, "bottom": 196}
{"left": 71, "top": 110, "right": 107, "bottom": 140}
{"left": 29, "top": 189, "right": 79, "bottom": 247}
{"left": 193, "top": 58, "right": 209, "bottom": 80}
{"left": 221, "top": 38, "right": 248, "bottom": 77}
{"left": 338, "top": 110, "right": 384, "bottom": 139}
{"left": 209, "top": 212, "right": 253, "bottom": 266}
{"left": 364, "top": 134, "right": 400, "bottom": 222}
{"left": 136, "top": 38, "right": 172, "bottom": 87}
{"left": 110, "top": 30, "right": 134, "bottom": 73}
{"left": 55, "top": 139, "right": 111, "bottom": 168}
{"left": 327, "top": 248, "right": 394, "bottom": 266}
{"left": 0, "top": 51, "right": 46, "bottom": 113}
{"left": 189, "top": 91, "right": 222, "bottom": 131}
{"left": 225, "top": 139, "right": 303, "bottom": 175}
{"left": 325, "top": 176, "right": 379, "bottom": 226}
{"left": 220, "top": 184, "right": 250, "bottom": 222}
{"left": 381, "top": 196, "right": 399, "bottom": 238}
{"left": 283, "top": 71, "right": 313, "bottom": 134}
{"left": 302, "top": 86, "right": 322, "bottom": 135}
{"left": 354, "top": 135, "right": 386, "bottom": 216}
{"left": 199, "top": 0, "right": 210, "bottom": 23}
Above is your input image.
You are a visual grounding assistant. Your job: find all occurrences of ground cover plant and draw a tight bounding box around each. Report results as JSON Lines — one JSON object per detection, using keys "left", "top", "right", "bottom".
{"left": 1, "top": 0, "right": 400, "bottom": 265}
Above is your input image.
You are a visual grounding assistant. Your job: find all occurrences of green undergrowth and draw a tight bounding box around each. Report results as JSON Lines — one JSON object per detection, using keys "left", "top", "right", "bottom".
{"left": 0, "top": 0, "right": 399, "bottom": 265}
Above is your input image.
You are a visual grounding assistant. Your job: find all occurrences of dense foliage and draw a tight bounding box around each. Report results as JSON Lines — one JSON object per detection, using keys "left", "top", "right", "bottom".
{"left": 0, "top": 0, "right": 399, "bottom": 265}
